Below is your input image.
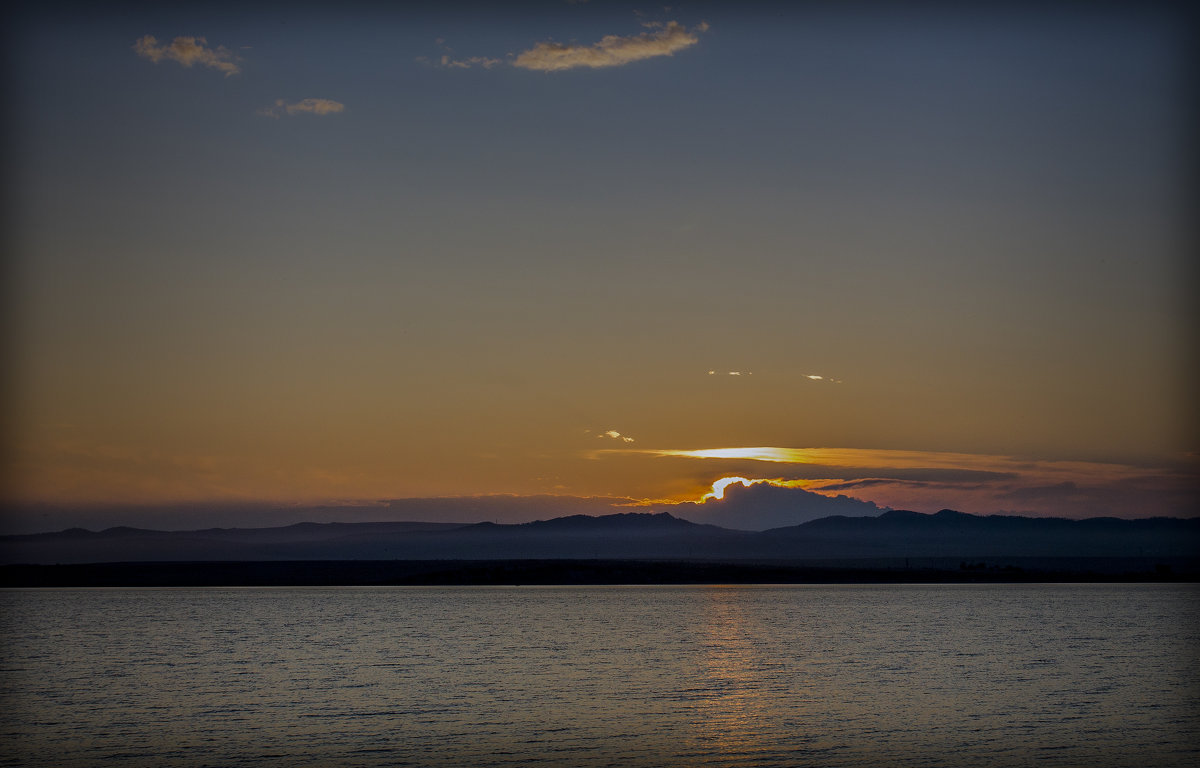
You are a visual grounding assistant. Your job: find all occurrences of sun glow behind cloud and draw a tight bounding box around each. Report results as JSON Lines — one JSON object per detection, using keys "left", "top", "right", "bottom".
{"left": 648, "top": 447, "right": 828, "bottom": 463}
{"left": 702, "top": 476, "right": 751, "bottom": 500}
{"left": 626, "top": 446, "right": 1157, "bottom": 477}
{"left": 594, "top": 446, "right": 1198, "bottom": 519}
{"left": 700, "top": 476, "right": 817, "bottom": 501}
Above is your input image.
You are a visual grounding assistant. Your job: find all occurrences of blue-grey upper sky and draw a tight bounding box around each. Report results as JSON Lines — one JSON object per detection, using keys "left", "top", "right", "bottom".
{"left": 4, "top": 1, "right": 1196, "bottom": 527}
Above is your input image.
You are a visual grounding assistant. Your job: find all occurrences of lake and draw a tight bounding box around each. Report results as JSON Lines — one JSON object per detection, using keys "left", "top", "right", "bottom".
{"left": 1, "top": 584, "right": 1197, "bottom": 767}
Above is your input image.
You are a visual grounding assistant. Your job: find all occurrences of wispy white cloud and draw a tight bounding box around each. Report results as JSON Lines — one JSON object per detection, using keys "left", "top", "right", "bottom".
{"left": 513, "top": 20, "right": 706, "bottom": 72}
{"left": 416, "top": 39, "right": 503, "bottom": 70}
{"left": 805, "top": 374, "right": 843, "bottom": 383}
{"left": 259, "top": 98, "right": 346, "bottom": 118}
{"left": 443, "top": 54, "right": 503, "bottom": 69}
{"left": 133, "top": 35, "right": 241, "bottom": 76}
{"left": 599, "top": 430, "right": 636, "bottom": 443}
{"left": 417, "top": 53, "right": 503, "bottom": 70}
{"left": 709, "top": 370, "right": 751, "bottom": 376}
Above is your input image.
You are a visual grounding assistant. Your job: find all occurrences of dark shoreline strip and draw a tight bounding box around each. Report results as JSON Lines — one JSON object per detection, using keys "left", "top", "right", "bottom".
{"left": 2, "top": 559, "right": 1193, "bottom": 588}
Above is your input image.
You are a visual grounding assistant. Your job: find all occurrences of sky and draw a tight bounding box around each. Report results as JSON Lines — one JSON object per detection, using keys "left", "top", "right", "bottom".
{"left": 3, "top": 0, "right": 1197, "bottom": 532}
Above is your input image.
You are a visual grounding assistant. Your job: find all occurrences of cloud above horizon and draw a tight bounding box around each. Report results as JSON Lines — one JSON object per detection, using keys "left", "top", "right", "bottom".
{"left": 597, "top": 446, "right": 1199, "bottom": 520}
{"left": 513, "top": 20, "right": 706, "bottom": 71}
{"left": 259, "top": 98, "right": 346, "bottom": 118}
{"left": 671, "top": 480, "right": 884, "bottom": 530}
{"left": 440, "top": 55, "right": 503, "bottom": 69}
{"left": 416, "top": 40, "right": 503, "bottom": 70}
{"left": 600, "top": 430, "right": 636, "bottom": 443}
{"left": 133, "top": 35, "right": 241, "bottom": 76}
{"left": 607, "top": 446, "right": 1156, "bottom": 477}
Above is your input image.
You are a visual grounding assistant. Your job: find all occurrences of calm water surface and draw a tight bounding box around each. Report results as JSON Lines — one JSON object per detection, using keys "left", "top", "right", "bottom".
{"left": 2, "top": 584, "right": 1197, "bottom": 767}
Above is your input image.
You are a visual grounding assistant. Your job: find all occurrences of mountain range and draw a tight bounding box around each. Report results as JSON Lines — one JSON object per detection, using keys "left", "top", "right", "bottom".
{"left": 3, "top": 509, "right": 1197, "bottom": 566}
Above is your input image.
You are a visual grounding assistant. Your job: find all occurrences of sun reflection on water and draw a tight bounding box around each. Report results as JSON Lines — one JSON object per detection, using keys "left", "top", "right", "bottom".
{"left": 686, "top": 588, "right": 819, "bottom": 761}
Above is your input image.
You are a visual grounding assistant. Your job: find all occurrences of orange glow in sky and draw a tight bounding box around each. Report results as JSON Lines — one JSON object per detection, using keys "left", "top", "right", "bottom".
{"left": 3, "top": 4, "right": 1195, "bottom": 529}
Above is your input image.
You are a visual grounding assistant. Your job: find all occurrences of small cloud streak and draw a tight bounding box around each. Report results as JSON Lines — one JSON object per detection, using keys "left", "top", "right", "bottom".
{"left": 447, "top": 55, "right": 502, "bottom": 69}
{"left": 599, "top": 430, "right": 635, "bottom": 443}
{"left": 514, "top": 20, "right": 705, "bottom": 72}
{"left": 417, "top": 53, "right": 503, "bottom": 70}
{"left": 134, "top": 35, "right": 241, "bottom": 76}
{"left": 416, "top": 38, "right": 502, "bottom": 70}
{"left": 259, "top": 98, "right": 345, "bottom": 118}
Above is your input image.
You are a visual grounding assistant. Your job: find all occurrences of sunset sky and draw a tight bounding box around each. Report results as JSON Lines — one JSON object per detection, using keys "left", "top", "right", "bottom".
{"left": 4, "top": 1, "right": 1196, "bottom": 531}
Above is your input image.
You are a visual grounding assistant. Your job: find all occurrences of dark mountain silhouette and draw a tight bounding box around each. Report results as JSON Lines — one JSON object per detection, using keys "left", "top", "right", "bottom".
{"left": 0, "top": 496, "right": 639, "bottom": 535}
{"left": 763, "top": 509, "right": 1200, "bottom": 558}
{"left": 1, "top": 509, "right": 1196, "bottom": 566}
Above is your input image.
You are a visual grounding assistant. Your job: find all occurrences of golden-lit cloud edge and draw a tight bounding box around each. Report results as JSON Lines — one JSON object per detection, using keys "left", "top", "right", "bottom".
{"left": 514, "top": 20, "right": 708, "bottom": 71}
{"left": 133, "top": 35, "right": 241, "bottom": 76}
{"left": 425, "top": 20, "right": 709, "bottom": 73}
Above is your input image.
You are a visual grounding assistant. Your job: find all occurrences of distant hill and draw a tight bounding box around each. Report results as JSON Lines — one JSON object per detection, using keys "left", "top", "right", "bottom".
{"left": 764, "top": 509, "right": 1200, "bottom": 559}
{"left": 1, "top": 509, "right": 1196, "bottom": 566}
